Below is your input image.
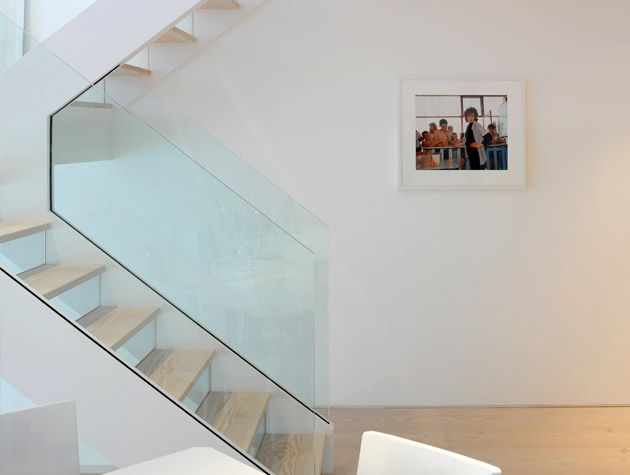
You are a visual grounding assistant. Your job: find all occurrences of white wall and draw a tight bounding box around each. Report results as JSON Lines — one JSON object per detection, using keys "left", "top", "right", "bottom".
{"left": 151, "top": 0, "right": 630, "bottom": 406}
{"left": 25, "top": 0, "right": 98, "bottom": 41}
{"left": 0, "top": 0, "right": 24, "bottom": 25}
{"left": 45, "top": 0, "right": 206, "bottom": 82}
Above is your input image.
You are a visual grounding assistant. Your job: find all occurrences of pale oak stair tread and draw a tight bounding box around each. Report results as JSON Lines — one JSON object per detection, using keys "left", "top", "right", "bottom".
{"left": 19, "top": 264, "right": 106, "bottom": 299}
{"left": 257, "top": 433, "right": 327, "bottom": 475}
{"left": 78, "top": 307, "right": 159, "bottom": 350}
{"left": 119, "top": 64, "right": 152, "bottom": 76}
{"left": 137, "top": 349, "right": 215, "bottom": 401}
{"left": 156, "top": 26, "right": 196, "bottom": 43}
{"left": 0, "top": 222, "right": 50, "bottom": 243}
{"left": 200, "top": 0, "right": 240, "bottom": 9}
{"left": 197, "top": 391, "right": 270, "bottom": 450}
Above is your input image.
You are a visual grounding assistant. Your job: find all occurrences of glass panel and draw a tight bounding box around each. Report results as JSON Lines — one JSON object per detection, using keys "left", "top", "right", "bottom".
{"left": 0, "top": 13, "right": 30, "bottom": 73}
{"left": 176, "top": 13, "right": 194, "bottom": 36}
{"left": 101, "top": 82, "right": 330, "bottom": 420}
{"left": 52, "top": 86, "right": 318, "bottom": 409}
{"left": 484, "top": 96, "right": 506, "bottom": 117}
{"left": 2, "top": 12, "right": 328, "bottom": 473}
{"left": 462, "top": 96, "right": 482, "bottom": 115}
{"left": 484, "top": 96, "right": 508, "bottom": 136}
{"left": 416, "top": 95, "right": 460, "bottom": 117}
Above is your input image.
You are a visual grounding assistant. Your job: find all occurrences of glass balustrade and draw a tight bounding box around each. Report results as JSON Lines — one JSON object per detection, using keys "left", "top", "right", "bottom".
{"left": 104, "top": 70, "right": 330, "bottom": 418}
{"left": 1, "top": 12, "right": 329, "bottom": 474}
{"left": 0, "top": 13, "right": 30, "bottom": 73}
{"left": 51, "top": 83, "right": 322, "bottom": 412}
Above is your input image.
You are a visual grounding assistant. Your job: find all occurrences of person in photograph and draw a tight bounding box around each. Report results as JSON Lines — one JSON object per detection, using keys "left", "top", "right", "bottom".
{"left": 435, "top": 119, "right": 450, "bottom": 147}
{"left": 428, "top": 122, "right": 438, "bottom": 143}
{"left": 483, "top": 123, "right": 507, "bottom": 170}
{"left": 422, "top": 130, "right": 436, "bottom": 149}
{"left": 447, "top": 126, "right": 457, "bottom": 146}
{"left": 464, "top": 107, "right": 487, "bottom": 170}
{"left": 483, "top": 123, "right": 505, "bottom": 146}
{"left": 432, "top": 119, "right": 450, "bottom": 162}
{"left": 416, "top": 130, "right": 423, "bottom": 153}
{"left": 417, "top": 131, "right": 434, "bottom": 169}
{"left": 421, "top": 130, "right": 430, "bottom": 142}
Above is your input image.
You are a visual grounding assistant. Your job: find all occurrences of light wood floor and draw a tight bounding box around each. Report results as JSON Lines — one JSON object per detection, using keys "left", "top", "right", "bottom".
{"left": 330, "top": 407, "right": 630, "bottom": 475}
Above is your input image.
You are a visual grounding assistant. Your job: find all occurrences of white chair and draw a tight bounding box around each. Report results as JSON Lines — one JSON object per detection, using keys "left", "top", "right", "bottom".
{"left": 357, "top": 431, "right": 502, "bottom": 475}
{"left": 106, "top": 447, "right": 262, "bottom": 475}
{"left": 0, "top": 401, "right": 81, "bottom": 475}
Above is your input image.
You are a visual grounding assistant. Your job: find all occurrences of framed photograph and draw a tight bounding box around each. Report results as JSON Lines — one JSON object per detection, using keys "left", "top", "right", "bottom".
{"left": 399, "top": 78, "right": 526, "bottom": 190}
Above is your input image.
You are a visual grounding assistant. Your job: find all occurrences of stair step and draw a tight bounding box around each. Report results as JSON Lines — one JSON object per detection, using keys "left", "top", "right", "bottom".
{"left": 0, "top": 222, "right": 50, "bottom": 244}
{"left": 200, "top": 0, "right": 239, "bottom": 9}
{"left": 257, "top": 433, "right": 327, "bottom": 475}
{"left": 156, "top": 26, "right": 196, "bottom": 43}
{"left": 197, "top": 392, "right": 270, "bottom": 450}
{"left": 119, "top": 64, "right": 152, "bottom": 76}
{"left": 19, "top": 264, "right": 106, "bottom": 299}
{"left": 138, "top": 349, "right": 214, "bottom": 401}
{"left": 78, "top": 307, "right": 159, "bottom": 350}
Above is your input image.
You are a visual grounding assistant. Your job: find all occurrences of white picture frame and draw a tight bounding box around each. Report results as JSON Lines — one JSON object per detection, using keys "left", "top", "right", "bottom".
{"left": 399, "top": 77, "right": 526, "bottom": 190}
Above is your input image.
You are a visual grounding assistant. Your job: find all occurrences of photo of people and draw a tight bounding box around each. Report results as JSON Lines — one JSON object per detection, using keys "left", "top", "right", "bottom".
{"left": 415, "top": 95, "right": 508, "bottom": 171}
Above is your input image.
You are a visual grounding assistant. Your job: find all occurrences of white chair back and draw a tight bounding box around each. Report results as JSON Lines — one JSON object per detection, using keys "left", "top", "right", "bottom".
{"left": 107, "top": 447, "right": 262, "bottom": 474}
{"left": 357, "top": 431, "right": 501, "bottom": 475}
{"left": 0, "top": 401, "right": 81, "bottom": 475}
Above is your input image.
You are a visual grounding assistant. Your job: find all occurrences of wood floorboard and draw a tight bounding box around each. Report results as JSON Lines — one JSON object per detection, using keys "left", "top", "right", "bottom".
{"left": 330, "top": 406, "right": 630, "bottom": 475}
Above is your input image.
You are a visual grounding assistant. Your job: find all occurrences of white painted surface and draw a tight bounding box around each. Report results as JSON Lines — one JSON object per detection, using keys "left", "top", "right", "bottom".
{"left": 44, "top": 0, "right": 206, "bottom": 82}
{"left": 152, "top": 0, "right": 630, "bottom": 405}
{"left": 357, "top": 432, "right": 501, "bottom": 475}
{"left": 0, "top": 382, "right": 112, "bottom": 466}
{"left": 0, "top": 0, "right": 24, "bottom": 26}
{"left": 0, "top": 401, "right": 80, "bottom": 475}
{"left": 107, "top": 447, "right": 262, "bottom": 475}
{"left": 24, "top": 0, "right": 98, "bottom": 41}
{"left": 0, "top": 270, "right": 257, "bottom": 469}
{"left": 105, "top": 0, "right": 265, "bottom": 107}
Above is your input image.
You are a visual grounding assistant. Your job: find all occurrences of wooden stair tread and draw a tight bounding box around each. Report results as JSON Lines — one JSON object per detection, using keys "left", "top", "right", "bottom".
{"left": 156, "top": 26, "right": 196, "bottom": 43}
{"left": 0, "top": 222, "right": 50, "bottom": 244}
{"left": 197, "top": 392, "right": 269, "bottom": 450}
{"left": 79, "top": 307, "right": 159, "bottom": 350}
{"left": 257, "top": 433, "right": 327, "bottom": 475}
{"left": 19, "top": 264, "right": 106, "bottom": 299}
{"left": 138, "top": 349, "right": 214, "bottom": 401}
{"left": 200, "top": 0, "right": 239, "bottom": 9}
{"left": 119, "top": 64, "right": 152, "bottom": 76}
